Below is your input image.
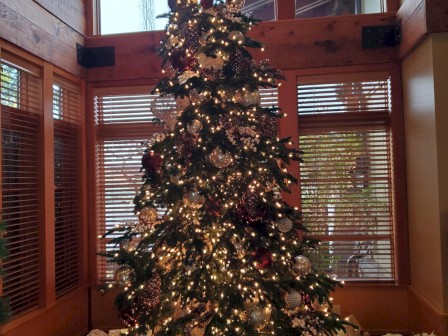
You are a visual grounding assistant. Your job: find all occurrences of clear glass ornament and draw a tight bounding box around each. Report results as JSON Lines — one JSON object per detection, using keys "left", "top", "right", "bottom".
{"left": 209, "top": 148, "right": 233, "bottom": 169}
{"left": 114, "top": 265, "right": 134, "bottom": 287}
{"left": 138, "top": 206, "right": 158, "bottom": 224}
{"left": 293, "top": 255, "right": 312, "bottom": 276}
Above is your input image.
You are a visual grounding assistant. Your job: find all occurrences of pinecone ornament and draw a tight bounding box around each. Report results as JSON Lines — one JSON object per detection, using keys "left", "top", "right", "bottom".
{"left": 260, "top": 114, "right": 277, "bottom": 138}
{"left": 185, "top": 24, "right": 201, "bottom": 53}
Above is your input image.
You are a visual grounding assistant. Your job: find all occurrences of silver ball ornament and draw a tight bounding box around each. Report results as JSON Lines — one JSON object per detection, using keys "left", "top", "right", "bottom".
{"left": 247, "top": 304, "right": 270, "bottom": 330}
{"left": 114, "top": 266, "right": 134, "bottom": 287}
{"left": 293, "top": 255, "right": 312, "bottom": 276}
{"left": 285, "top": 290, "right": 302, "bottom": 308}
{"left": 276, "top": 217, "right": 293, "bottom": 233}
{"left": 209, "top": 148, "right": 233, "bottom": 169}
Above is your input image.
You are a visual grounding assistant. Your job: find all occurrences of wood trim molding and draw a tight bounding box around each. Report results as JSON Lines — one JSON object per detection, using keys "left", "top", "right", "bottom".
{"left": 408, "top": 286, "right": 448, "bottom": 335}
{"left": 398, "top": 0, "right": 448, "bottom": 59}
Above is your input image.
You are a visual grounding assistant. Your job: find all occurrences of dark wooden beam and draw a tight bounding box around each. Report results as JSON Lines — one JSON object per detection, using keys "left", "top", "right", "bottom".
{"left": 86, "top": 13, "right": 399, "bottom": 83}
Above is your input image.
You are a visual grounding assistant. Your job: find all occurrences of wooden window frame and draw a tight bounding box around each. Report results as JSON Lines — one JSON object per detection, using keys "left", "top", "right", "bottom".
{"left": 278, "top": 64, "right": 409, "bottom": 285}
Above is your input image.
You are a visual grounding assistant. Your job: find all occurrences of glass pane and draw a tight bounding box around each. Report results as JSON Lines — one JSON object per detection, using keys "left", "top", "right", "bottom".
{"left": 243, "top": 0, "right": 276, "bottom": 21}
{"left": 100, "top": 0, "right": 169, "bottom": 35}
{"left": 296, "top": 0, "right": 384, "bottom": 19}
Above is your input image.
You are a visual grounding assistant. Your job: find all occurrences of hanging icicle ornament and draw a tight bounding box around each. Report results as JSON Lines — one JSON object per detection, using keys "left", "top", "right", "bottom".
{"left": 138, "top": 206, "right": 158, "bottom": 225}
{"left": 187, "top": 119, "right": 203, "bottom": 135}
{"left": 293, "top": 255, "right": 312, "bottom": 276}
{"left": 226, "top": 0, "right": 245, "bottom": 13}
{"left": 209, "top": 148, "right": 233, "bottom": 169}
{"left": 114, "top": 266, "right": 134, "bottom": 287}
{"left": 276, "top": 217, "right": 293, "bottom": 233}
{"left": 285, "top": 290, "right": 303, "bottom": 308}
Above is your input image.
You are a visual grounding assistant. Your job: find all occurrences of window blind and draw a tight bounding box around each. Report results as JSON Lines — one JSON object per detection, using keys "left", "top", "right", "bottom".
{"left": 1, "top": 58, "right": 42, "bottom": 316}
{"left": 96, "top": 138, "right": 146, "bottom": 281}
{"left": 53, "top": 78, "right": 82, "bottom": 297}
{"left": 297, "top": 73, "right": 394, "bottom": 281}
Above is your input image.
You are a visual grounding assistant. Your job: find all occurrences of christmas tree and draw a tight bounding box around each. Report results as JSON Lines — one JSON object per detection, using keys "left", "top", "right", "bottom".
{"left": 101, "top": 0, "right": 349, "bottom": 335}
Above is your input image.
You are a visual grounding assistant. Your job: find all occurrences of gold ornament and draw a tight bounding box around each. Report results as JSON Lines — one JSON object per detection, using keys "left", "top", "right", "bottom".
{"left": 276, "top": 218, "right": 293, "bottom": 233}
{"left": 209, "top": 148, "right": 233, "bottom": 169}
{"left": 293, "top": 255, "right": 312, "bottom": 276}
{"left": 285, "top": 290, "right": 302, "bottom": 308}
{"left": 229, "top": 30, "right": 245, "bottom": 44}
{"left": 187, "top": 120, "right": 203, "bottom": 135}
{"left": 226, "top": 0, "right": 245, "bottom": 13}
{"left": 138, "top": 206, "right": 158, "bottom": 225}
{"left": 114, "top": 265, "right": 134, "bottom": 287}
{"left": 166, "top": 35, "right": 180, "bottom": 49}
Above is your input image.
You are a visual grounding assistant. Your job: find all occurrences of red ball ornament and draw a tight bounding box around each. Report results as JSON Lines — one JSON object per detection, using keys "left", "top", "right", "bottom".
{"left": 200, "top": 0, "right": 214, "bottom": 9}
{"left": 253, "top": 248, "right": 272, "bottom": 269}
{"left": 142, "top": 151, "right": 162, "bottom": 173}
{"left": 170, "top": 48, "right": 196, "bottom": 72}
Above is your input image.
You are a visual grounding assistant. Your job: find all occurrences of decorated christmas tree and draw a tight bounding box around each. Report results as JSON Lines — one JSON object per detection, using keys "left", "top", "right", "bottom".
{"left": 101, "top": 0, "right": 350, "bottom": 335}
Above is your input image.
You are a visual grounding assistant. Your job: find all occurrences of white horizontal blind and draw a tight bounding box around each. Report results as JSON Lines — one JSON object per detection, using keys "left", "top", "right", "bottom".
{"left": 1, "top": 58, "right": 42, "bottom": 316}
{"left": 297, "top": 73, "right": 394, "bottom": 281}
{"left": 95, "top": 92, "right": 160, "bottom": 124}
{"left": 53, "top": 78, "right": 82, "bottom": 297}
{"left": 96, "top": 139, "right": 146, "bottom": 281}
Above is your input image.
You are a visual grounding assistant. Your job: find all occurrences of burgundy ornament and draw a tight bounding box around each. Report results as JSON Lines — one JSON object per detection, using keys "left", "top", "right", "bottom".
{"left": 200, "top": 0, "right": 214, "bottom": 9}
{"left": 170, "top": 48, "right": 197, "bottom": 72}
{"left": 205, "top": 198, "right": 222, "bottom": 217}
{"left": 142, "top": 151, "right": 162, "bottom": 173}
{"left": 253, "top": 248, "right": 272, "bottom": 269}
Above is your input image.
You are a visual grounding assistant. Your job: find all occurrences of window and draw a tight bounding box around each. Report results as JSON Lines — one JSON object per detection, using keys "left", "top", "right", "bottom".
{"left": 297, "top": 72, "right": 394, "bottom": 281}
{"left": 1, "top": 56, "right": 42, "bottom": 316}
{"left": 296, "top": 0, "right": 385, "bottom": 18}
{"left": 99, "top": 0, "right": 169, "bottom": 35}
{"left": 243, "top": 0, "right": 276, "bottom": 21}
{"left": 53, "top": 77, "right": 82, "bottom": 297}
{"left": 94, "top": 88, "right": 165, "bottom": 280}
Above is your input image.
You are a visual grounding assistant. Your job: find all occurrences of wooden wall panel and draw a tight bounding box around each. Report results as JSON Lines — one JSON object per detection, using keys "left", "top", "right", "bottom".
{"left": 0, "top": 287, "right": 89, "bottom": 336}
{"left": 333, "top": 285, "right": 409, "bottom": 335}
{"left": 409, "top": 288, "right": 448, "bottom": 335}
{"left": 0, "top": 0, "right": 85, "bottom": 77}
{"left": 33, "top": 0, "right": 86, "bottom": 34}
{"left": 86, "top": 14, "right": 398, "bottom": 83}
